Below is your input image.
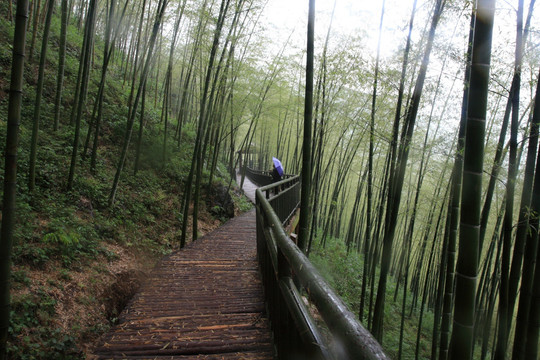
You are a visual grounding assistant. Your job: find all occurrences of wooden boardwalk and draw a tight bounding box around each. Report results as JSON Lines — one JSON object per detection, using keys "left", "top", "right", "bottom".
{"left": 92, "top": 210, "right": 274, "bottom": 359}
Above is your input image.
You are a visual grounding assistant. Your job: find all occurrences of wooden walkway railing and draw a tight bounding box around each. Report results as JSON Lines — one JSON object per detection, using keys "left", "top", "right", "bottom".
{"left": 92, "top": 210, "right": 273, "bottom": 359}
{"left": 246, "top": 167, "right": 388, "bottom": 360}
{"left": 92, "top": 168, "right": 386, "bottom": 359}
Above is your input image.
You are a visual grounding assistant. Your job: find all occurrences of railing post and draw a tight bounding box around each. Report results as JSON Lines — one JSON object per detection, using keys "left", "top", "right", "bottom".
{"left": 255, "top": 174, "right": 387, "bottom": 360}
{"left": 277, "top": 245, "right": 293, "bottom": 358}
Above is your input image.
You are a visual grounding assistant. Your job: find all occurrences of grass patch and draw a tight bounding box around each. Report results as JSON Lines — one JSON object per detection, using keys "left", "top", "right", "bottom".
{"left": 310, "top": 236, "right": 434, "bottom": 359}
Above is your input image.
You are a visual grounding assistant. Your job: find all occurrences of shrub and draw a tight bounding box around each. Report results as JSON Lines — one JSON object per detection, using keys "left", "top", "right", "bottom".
{"left": 8, "top": 292, "right": 81, "bottom": 359}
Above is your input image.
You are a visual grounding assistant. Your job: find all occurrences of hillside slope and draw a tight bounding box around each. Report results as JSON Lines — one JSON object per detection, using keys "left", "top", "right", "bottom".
{"left": 0, "top": 3, "right": 251, "bottom": 358}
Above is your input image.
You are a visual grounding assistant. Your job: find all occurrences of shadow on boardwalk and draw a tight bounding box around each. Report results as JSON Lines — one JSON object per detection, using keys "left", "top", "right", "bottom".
{"left": 92, "top": 210, "right": 273, "bottom": 359}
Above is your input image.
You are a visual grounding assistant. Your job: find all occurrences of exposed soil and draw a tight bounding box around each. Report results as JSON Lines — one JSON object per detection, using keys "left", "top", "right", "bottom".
{"left": 10, "top": 242, "right": 154, "bottom": 356}
{"left": 10, "top": 204, "right": 229, "bottom": 358}
{"left": 82, "top": 215, "right": 223, "bottom": 357}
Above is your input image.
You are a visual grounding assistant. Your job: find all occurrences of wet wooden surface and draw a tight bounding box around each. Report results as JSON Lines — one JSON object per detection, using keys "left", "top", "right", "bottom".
{"left": 92, "top": 211, "right": 274, "bottom": 359}
{"left": 237, "top": 172, "right": 258, "bottom": 204}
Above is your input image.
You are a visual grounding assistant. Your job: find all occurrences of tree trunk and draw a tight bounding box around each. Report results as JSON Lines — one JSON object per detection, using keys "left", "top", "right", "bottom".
{"left": 67, "top": 0, "right": 97, "bottom": 190}
{"left": 512, "top": 67, "right": 540, "bottom": 360}
{"left": 525, "top": 211, "right": 540, "bottom": 357}
{"left": 129, "top": 0, "right": 148, "bottom": 174}
{"left": 0, "top": 1, "right": 29, "bottom": 357}
{"left": 449, "top": 0, "right": 495, "bottom": 358}
{"left": 191, "top": 0, "right": 231, "bottom": 241}
{"left": 7, "top": 0, "right": 13, "bottom": 22}
{"left": 438, "top": 7, "right": 474, "bottom": 359}
{"left": 366, "top": 1, "right": 385, "bottom": 318}
{"left": 415, "top": 184, "right": 449, "bottom": 360}
{"left": 505, "top": 0, "right": 537, "bottom": 333}
{"left": 372, "top": 0, "right": 445, "bottom": 342}
{"left": 480, "top": 203, "right": 505, "bottom": 360}
{"left": 28, "top": 0, "right": 41, "bottom": 62}
{"left": 108, "top": 0, "right": 168, "bottom": 205}
{"left": 83, "top": 0, "right": 118, "bottom": 164}
{"left": 495, "top": 1, "right": 523, "bottom": 357}
{"left": 69, "top": 18, "right": 88, "bottom": 126}
{"left": 28, "top": 0, "right": 55, "bottom": 191}
{"left": 53, "top": 0, "right": 69, "bottom": 131}
{"left": 133, "top": 82, "right": 146, "bottom": 175}
{"left": 297, "top": 0, "right": 315, "bottom": 252}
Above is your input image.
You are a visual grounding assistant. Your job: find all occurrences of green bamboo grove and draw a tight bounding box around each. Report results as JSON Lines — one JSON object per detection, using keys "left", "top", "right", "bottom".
{"left": 1, "top": 0, "right": 540, "bottom": 358}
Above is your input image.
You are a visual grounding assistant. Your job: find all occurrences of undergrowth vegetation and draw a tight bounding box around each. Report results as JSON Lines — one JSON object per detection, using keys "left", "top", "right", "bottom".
{"left": 310, "top": 236, "right": 434, "bottom": 359}
{"left": 0, "top": 3, "right": 249, "bottom": 357}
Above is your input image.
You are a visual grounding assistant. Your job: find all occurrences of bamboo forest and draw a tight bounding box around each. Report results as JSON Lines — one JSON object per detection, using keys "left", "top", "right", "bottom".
{"left": 1, "top": 0, "right": 540, "bottom": 358}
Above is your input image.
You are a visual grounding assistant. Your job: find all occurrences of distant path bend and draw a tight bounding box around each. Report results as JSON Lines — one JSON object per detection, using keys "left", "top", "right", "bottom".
{"left": 92, "top": 210, "right": 273, "bottom": 359}
{"left": 236, "top": 171, "right": 258, "bottom": 204}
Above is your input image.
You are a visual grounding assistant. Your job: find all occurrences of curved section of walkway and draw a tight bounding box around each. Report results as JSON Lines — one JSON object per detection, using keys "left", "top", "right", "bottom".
{"left": 93, "top": 210, "right": 273, "bottom": 359}
{"left": 236, "top": 172, "right": 258, "bottom": 204}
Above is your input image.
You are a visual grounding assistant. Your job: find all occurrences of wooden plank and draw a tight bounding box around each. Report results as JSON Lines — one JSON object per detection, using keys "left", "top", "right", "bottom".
{"left": 91, "top": 211, "right": 273, "bottom": 359}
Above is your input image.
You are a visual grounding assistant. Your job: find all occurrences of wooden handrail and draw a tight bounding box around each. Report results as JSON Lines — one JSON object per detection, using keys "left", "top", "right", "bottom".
{"left": 255, "top": 177, "right": 388, "bottom": 360}
{"left": 244, "top": 167, "right": 300, "bottom": 225}
{"left": 244, "top": 167, "right": 274, "bottom": 187}
{"left": 244, "top": 167, "right": 295, "bottom": 188}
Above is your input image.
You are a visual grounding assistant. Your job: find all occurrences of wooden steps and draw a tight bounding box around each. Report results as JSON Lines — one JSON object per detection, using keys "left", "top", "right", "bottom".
{"left": 92, "top": 210, "right": 274, "bottom": 359}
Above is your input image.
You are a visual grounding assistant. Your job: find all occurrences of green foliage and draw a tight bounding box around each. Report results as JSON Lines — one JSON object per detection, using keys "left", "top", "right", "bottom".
{"left": 232, "top": 187, "right": 253, "bottom": 212}
{"left": 11, "top": 269, "right": 30, "bottom": 289}
{"left": 12, "top": 213, "right": 101, "bottom": 269}
{"left": 75, "top": 175, "right": 109, "bottom": 209}
{"left": 0, "top": 2, "right": 251, "bottom": 357}
{"left": 42, "top": 223, "right": 90, "bottom": 268}
{"left": 13, "top": 242, "right": 50, "bottom": 269}
{"left": 310, "top": 236, "right": 363, "bottom": 308}
{"left": 310, "top": 236, "right": 434, "bottom": 359}
{"left": 211, "top": 205, "right": 224, "bottom": 213}
{"left": 8, "top": 291, "right": 81, "bottom": 359}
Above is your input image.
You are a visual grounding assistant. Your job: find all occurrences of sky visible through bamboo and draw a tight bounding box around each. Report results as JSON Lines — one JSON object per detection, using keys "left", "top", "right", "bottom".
{"left": 264, "top": 0, "right": 526, "bottom": 57}
{"left": 261, "top": 0, "right": 537, "bottom": 156}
